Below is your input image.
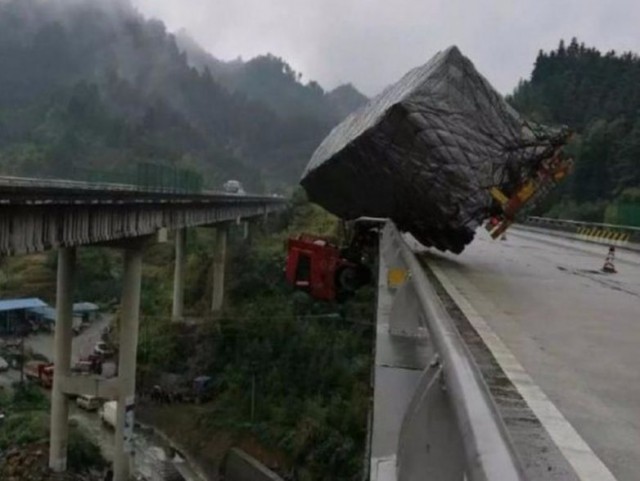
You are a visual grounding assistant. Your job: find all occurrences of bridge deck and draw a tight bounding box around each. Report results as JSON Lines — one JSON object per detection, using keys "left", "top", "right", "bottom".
{"left": 418, "top": 228, "right": 639, "bottom": 481}
{"left": 0, "top": 177, "right": 285, "bottom": 255}
{"left": 0, "top": 175, "right": 271, "bottom": 204}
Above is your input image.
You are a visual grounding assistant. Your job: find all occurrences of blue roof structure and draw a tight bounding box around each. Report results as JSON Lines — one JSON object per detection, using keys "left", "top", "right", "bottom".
{"left": 0, "top": 298, "right": 47, "bottom": 312}
{"left": 73, "top": 302, "right": 99, "bottom": 312}
{"left": 31, "top": 306, "right": 57, "bottom": 322}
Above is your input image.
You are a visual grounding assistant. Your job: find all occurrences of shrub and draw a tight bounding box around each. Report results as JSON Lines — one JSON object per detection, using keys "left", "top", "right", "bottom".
{"left": 12, "top": 383, "right": 48, "bottom": 411}
{"left": 67, "top": 426, "right": 108, "bottom": 472}
{"left": 0, "top": 411, "right": 48, "bottom": 450}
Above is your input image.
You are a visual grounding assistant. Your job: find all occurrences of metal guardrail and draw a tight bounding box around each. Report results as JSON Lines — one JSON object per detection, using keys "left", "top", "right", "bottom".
{"left": 0, "top": 175, "right": 280, "bottom": 202}
{"left": 377, "top": 222, "right": 525, "bottom": 481}
{"left": 0, "top": 162, "right": 204, "bottom": 193}
{"left": 0, "top": 174, "right": 141, "bottom": 192}
{"left": 525, "top": 216, "right": 640, "bottom": 246}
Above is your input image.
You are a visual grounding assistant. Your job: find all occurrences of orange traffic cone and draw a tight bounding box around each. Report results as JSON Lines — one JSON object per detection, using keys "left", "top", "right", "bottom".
{"left": 602, "top": 246, "right": 617, "bottom": 273}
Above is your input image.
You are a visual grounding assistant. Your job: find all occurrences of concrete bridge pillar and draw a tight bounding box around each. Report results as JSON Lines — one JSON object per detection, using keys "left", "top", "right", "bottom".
{"left": 114, "top": 243, "right": 143, "bottom": 481}
{"left": 243, "top": 221, "right": 251, "bottom": 242}
{"left": 49, "top": 247, "right": 76, "bottom": 472}
{"left": 211, "top": 224, "right": 228, "bottom": 312}
{"left": 172, "top": 228, "right": 186, "bottom": 321}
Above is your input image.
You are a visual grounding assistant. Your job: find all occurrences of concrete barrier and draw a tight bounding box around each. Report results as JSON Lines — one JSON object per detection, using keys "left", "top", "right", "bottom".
{"left": 223, "top": 448, "right": 284, "bottom": 481}
{"left": 523, "top": 216, "right": 640, "bottom": 252}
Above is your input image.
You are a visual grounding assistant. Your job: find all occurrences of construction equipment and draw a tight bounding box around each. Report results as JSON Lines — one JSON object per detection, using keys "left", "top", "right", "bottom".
{"left": 486, "top": 147, "right": 573, "bottom": 239}
{"left": 285, "top": 219, "right": 380, "bottom": 301}
{"left": 192, "top": 375, "right": 214, "bottom": 403}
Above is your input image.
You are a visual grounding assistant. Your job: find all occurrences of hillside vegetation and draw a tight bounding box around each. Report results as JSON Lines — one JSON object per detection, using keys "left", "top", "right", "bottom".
{"left": 0, "top": 0, "right": 366, "bottom": 189}
{"left": 0, "top": 193, "right": 374, "bottom": 480}
{"left": 135, "top": 192, "right": 373, "bottom": 481}
{"left": 175, "top": 31, "right": 368, "bottom": 124}
{"left": 510, "top": 39, "right": 640, "bottom": 222}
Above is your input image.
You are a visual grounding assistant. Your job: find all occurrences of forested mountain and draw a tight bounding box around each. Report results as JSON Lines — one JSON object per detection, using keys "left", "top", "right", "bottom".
{"left": 0, "top": 0, "right": 367, "bottom": 190}
{"left": 174, "top": 31, "right": 368, "bottom": 123}
{"left": 510, "top": 39, "right": 640, "bottom": 221}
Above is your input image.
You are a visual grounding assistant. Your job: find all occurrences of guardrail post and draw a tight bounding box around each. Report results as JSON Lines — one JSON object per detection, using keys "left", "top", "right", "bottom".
{"left": 371, "top": 222, "right": 526, "bottom": 481}
{"left": 380, "top": 223, "right": 428, "bottom": 338}
{"left": 389, "top": 281, "right": 426, "bottom": 337}
{"left": 397, "top": 360, "right": 464, "bottom": 481}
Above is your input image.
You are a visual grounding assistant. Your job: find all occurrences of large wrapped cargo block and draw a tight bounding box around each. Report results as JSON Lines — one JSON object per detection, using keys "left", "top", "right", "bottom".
{"left": 301, "top": 46, "right": 569, "bottom": 253}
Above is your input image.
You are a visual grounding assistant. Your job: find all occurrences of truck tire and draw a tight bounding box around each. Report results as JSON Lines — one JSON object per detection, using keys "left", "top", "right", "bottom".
{"left": 337, "top": 263, "right": 371, "bottom": 290}
{"left": 337, "top": 265, "right": 360, "bottom": 293}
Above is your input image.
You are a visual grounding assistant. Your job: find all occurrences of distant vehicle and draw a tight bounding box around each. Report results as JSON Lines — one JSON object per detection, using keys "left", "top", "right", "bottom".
{"left": 72, "top": 354, "right": 104, "bottom": 375}
{"left": 100, "top": 400, "right": 117, "bottom": 429}
{"left": 72, "top": 317, "right": 85, "bottom": 335}
{"left": 0, "top": 356, "right": 8, "bottom": 372}
{"left": 193, "top": 376, "right": 215, "bottom": 403}
{"left": 222, "top": 180, "right": 246, "bottom": 195}
{"left": 72, "top": 359, "right": 93, "bottom": 374}
{"left": 24, "top": 361, "right": 54, "bottom": 388}
{"left": 76, "top": 395, "right": 101, "bottom": 411}
{"left": 93, "top": 341, "right": 114, "bottom": 358}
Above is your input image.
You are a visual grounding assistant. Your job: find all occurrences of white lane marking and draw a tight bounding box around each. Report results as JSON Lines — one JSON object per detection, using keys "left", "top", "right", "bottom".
{"left": 428, "top": 260, "right": 619, "bottom": 481}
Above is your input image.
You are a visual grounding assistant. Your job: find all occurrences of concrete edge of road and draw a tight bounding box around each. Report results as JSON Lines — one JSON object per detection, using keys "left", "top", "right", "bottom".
{"left": 425, "top": 260, "right": 619, "bottom": 481}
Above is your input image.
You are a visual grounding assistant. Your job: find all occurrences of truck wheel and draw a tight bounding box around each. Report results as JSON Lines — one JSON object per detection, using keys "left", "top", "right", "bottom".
{"left": 337, "top": 266, "right": 360, "bottom": 293}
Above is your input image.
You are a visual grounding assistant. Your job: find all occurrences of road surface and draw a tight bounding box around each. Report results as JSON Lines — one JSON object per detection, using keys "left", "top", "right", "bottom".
{"left": 417, "top": 228, "right": 640, "bottom": 481}
{"left": 26, "top": 315, "right": 110, "bottom": 364}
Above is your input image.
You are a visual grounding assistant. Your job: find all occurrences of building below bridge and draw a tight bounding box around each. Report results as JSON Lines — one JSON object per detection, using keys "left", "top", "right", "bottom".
{"left": 0, "top": 297, "right": 48, "bottom": 335}
{"left": 0, "top": 298, "right": 102, "bottom": 335}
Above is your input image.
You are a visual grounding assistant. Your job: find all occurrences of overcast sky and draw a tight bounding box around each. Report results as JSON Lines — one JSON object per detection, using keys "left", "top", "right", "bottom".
{"left": 131, "top": 0, "right": 640, "bottom": 96}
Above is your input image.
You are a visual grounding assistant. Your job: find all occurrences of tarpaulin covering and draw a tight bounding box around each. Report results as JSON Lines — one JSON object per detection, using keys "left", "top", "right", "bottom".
{"left": 301, "top": 46, "right": 569, "bottom": 253}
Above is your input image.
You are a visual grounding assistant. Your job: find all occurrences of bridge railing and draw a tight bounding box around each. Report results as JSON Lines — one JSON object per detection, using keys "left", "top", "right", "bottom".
{"left": 377, "top": 222, "right": 526, "bottom": 481}
{"left": 523, "top": 216, "right": 640, "bottom": 247}
{"left": 0, "top": 174, "right": 274, "bottom": 200}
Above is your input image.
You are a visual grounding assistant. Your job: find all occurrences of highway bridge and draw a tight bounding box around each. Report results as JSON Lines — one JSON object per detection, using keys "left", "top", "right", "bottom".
{"left": 371, "top": 221, "right": 639, "bottom": 481}
{"left": 0, "top": 176, "right": 286, "bottom": 481}
{"left": 2, "top": 175, "right": 638, "bottom": 481}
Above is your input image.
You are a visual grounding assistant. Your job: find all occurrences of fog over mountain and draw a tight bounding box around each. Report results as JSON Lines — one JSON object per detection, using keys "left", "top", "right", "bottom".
{"left": 0, "top": 0, "right": 368, "bottom": 189}
{"left": 133, "top": 0, "right": 640, "bottom": 96}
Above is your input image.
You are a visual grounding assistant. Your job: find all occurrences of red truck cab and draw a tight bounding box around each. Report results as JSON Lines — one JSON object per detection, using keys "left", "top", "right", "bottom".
{"left": 286, "top": 232, "right": 373, "bottom": 301}
{"left": 25, "top": 361, "right": 54, "bottom": 388}
{"left": 286, "top": 235, "right": 346, "bottom": 301}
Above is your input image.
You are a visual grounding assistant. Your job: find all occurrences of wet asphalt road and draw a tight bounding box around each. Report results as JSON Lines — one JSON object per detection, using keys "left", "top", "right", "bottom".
{"left": 419, "top": 228, "right": 640, "bottom": 481}
{"left": 26, "top": 315, "right": 110, "bottom": 364}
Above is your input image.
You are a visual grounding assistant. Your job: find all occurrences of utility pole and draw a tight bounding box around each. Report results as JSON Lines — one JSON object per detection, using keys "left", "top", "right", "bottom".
{"left": 251, "top": 372, "right": 256, "bottom": 423}
{"left": 19, "top": 329, "right": 25, "bottom": 386}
